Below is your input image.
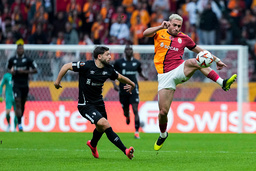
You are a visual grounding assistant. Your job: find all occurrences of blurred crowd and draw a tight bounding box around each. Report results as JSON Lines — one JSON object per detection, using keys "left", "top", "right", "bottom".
{"left": 0, "top": 0, "right": 255, "bottom": 45}
{"left": 0, "top": 0, "right": 256, "bottom": 74}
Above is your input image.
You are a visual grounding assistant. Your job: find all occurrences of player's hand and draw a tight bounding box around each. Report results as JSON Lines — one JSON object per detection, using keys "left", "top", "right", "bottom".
{"left": 161, "top": 21, "right": 170, "bottom": 29}
{"left": 216, "top": 61, "right": 227, "bottom": 70}
{"left": 0, "top": 97, "right": 3, "bottom": 102}
{"left": 54, "top": 82, "right": 62, "bottom": 89}
{"left": 124, "top": 84, "right": 134, "bottom": 94}
{"left": 10, "top": 67, "right": 16, "bottom": 75}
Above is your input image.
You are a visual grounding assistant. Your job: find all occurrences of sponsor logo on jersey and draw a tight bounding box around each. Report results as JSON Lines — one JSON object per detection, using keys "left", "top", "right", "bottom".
{"left": 160, "top": 42, "right": 179, "bottom": 51}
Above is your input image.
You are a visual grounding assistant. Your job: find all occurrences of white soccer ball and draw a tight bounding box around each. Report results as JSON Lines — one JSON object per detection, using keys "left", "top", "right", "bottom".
{"left": 196, "top": 50, "right": 214, "bottom": 68}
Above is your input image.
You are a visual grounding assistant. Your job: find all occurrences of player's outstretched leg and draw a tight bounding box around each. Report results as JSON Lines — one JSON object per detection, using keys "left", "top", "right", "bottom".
{"left": 87, "top": 140, "right": 99, "bottom": 158}
{"left": 125, "top": 146, "right": 135, "bottom": 160}
{"left": 222, "top": 74, "right": 237, "bottom": 91}
{"left": 154, "top": 132, "right": 168, "bottom": 151}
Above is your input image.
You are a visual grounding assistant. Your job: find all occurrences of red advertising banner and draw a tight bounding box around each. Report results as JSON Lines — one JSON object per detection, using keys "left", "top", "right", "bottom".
{"left": 0, "top": 101, "right": 255, "bottom": 133}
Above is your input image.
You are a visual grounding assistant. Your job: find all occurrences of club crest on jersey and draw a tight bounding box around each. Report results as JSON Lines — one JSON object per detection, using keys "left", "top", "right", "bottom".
{"left": 80, "top": 62, "right": 85, "bottom": 66}
{"left": 90, "top": 70, "right": 95, "bottom": 74}
{"left": 102, "top": 71, "right": 108, "bottom": 75}
{"left": 178, "top": 38, "right": 182, "bottom": 44}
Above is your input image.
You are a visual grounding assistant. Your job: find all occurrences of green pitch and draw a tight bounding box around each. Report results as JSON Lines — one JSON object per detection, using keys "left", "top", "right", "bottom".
{"left": 0, "top": 132, "right": 255, "bottom": 171}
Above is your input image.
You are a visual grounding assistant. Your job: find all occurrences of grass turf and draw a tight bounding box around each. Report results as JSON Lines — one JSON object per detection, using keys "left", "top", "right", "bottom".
{"left": 0, "top": 132, "right": 255, "bottom": 171}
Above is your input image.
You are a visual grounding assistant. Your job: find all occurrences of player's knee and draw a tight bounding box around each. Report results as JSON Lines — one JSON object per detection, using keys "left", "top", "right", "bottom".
{"left": 191, "top": 58, "right": 201, "bottom": 68}
{"left": 187, "top": 58, "right": 200, "bottom": 69}
{"left": 96, "top": 118, "right": 110, "bottom": 131}
{"left": 159, "top": 108, "right": 168, "bottom": 116}
{"left": 6, "top": 110, "right": 11, "bottom": 115}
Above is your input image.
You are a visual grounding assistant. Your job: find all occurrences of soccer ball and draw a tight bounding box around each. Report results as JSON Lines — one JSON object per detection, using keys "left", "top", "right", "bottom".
{"left": 196, "top": 50, "right": 214, "bottom": 68}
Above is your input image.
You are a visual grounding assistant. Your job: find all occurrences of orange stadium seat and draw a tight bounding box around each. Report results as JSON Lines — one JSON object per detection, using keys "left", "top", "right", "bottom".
{"left": 59, "top": 87, "right": 78, "bottom": 101}
{"left": 28, "top": 87, "right": 52, "bottom": 101}
{"left": 104, "top": 88, "right": 119, "bottom": 101}
{"left": 210, "top": 88, "right": 237, "bottom": 101}
{"left": 154, "top": 87, "right": 200, "bottom": 101}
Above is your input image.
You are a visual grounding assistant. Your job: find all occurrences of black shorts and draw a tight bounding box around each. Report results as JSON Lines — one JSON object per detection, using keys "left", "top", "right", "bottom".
{"left": 119, "top": 87, "right": 139, "bottom": 109}
{"left": 78, "top": 102, "right": 107, "bottom": 124}
{"left": 13, "top": 86, "right": 29, "bottom": 99}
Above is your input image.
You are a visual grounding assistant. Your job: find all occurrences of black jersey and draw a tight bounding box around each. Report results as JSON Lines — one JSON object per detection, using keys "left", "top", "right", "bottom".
{"left": 113, "top": 57, "right": 142, "bottom": 91}
{"left": 7, "top": 55, "right": 37, "bottom": 87}
{"left": 72, "top": 60, "right": 118, "bottom": 104}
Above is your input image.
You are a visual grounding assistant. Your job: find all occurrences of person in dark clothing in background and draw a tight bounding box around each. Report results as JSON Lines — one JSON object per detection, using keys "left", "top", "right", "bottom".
{"left": 199, "top": 2, "right": 219, "bottom": 45}
{"left": 7, "top": 43, "right": 38, "bottom": 131}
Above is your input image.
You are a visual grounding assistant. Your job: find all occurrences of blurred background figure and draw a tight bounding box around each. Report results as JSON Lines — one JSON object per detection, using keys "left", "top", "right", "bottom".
{"left": 0, "top": 71, "right": 18, "bottom": 132}
{"left": 7, "top": 43, "right": 38, "bottom": 132}
{"left": 198, "top": 2, "right": 218, "bottom": 45}
{"left": 110, "top": 15, "right": 130, "bottom": 45}
{"left": 113, "top": 45, "right": 148, "bottom": 139}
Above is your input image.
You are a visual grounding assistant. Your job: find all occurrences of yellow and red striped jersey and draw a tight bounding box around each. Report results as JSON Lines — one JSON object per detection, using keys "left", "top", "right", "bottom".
{"left": 153, "top": 29, "right": 196, "bottom": 74}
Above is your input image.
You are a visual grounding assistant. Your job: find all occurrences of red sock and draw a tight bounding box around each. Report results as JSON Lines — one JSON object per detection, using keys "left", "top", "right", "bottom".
{"left": 159, "top": 123, "right": 167, "bottom": 133}
{"left": 207, "top": 70, "right": 219, "bottom": 82}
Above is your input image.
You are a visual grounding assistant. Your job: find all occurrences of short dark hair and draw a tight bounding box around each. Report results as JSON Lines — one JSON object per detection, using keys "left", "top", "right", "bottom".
{"left": 93, "top": 46, "right": 109, "bottom": 59}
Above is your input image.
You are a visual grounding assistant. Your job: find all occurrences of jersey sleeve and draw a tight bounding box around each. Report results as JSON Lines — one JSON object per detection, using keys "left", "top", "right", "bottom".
{"left": 185, "top": 35, "right": 196, "bottom": 50}
{"left": 72, "top": 61, "right": 88, "bottom": 72}
{"left": 29, "top": 58, "right": 38, "bottom": 69}
{"left": 0, "top": 75, "right": 6, "bottom": 95}
{"left": 7, "top": 58, "right": 13, "bottom": 70}
{"left": 137, "top": 61, "right": 142, "bottom": 73}
{"left": 109, "top": 67, "right": 119, "bottom": 81}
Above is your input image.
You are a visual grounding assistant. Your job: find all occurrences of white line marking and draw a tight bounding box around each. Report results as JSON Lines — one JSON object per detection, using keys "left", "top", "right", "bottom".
{"left": 1, "top": 148, "right": 256, "bottom": 154}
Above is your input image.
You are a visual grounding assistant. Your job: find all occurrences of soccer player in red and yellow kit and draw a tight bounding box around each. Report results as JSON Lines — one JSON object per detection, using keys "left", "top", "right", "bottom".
{"left": 143, "top": 14, "right": 237, "bottom": 151}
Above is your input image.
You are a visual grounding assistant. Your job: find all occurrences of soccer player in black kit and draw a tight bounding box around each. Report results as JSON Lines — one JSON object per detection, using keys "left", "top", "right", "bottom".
{"left": 7, "top": 44, "right": 38, "bottom": 132}
{"left": 113, "top": 45, "right": 148, "bottom": 139}
{"left": 54, "top": 46, "right": 135, "bottom": 159}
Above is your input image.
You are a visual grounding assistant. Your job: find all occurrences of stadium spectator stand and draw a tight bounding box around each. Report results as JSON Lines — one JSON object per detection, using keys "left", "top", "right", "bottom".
{"left": 59, "top": 87, "right": 78, "bottom": 101}
{"left": 210, "top": 88, "right": 237, "bottom": 101}
{"left": 28, "top": 87, "right": 52, "bottom": 101}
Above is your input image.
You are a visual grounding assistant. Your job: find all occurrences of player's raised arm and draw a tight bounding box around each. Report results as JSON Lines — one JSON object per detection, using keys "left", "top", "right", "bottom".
{"left": 143, "top": 21, "right": 170, "bottom": 37}
{"left": 191, "top": 46, "right": 227, "bottom": 70}
{"left": 54, "top": 62, "right": 73, "bottom": 89}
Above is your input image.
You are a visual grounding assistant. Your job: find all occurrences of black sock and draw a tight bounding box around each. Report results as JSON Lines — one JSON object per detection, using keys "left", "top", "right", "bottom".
{"left": 91, "top": 128, "right": 103, "bottom": 147}
{"left": 17, "top": 117, "right": 22, "bottom": 125}
{"left": 135, "top": 120, "right": 140, "bottom": 132}
{"left": 105, "top": 127, "right": 126, "bottom": 154}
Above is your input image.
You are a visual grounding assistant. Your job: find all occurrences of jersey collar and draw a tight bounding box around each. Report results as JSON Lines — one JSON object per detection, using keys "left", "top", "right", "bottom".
{"left": 15, "top": 54, "right": 25, "bottom": 58}
{"left": 124, "top": 56, "right": 133, "bottom": 61}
